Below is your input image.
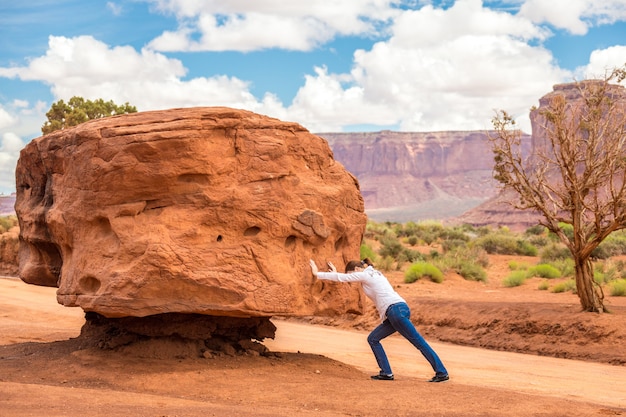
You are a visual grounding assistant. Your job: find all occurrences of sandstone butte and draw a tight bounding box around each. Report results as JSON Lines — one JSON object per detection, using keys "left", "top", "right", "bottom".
{"left": 456, "top": 80, "right": 626, "bottom": 230}
{"left": 14, "top": 107, "right": 368, "bottom": 333}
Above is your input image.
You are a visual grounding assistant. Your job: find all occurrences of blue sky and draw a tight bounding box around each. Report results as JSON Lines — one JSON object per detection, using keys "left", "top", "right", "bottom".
{"left": 1, "top": 0, "right": 625, "bottom": 194}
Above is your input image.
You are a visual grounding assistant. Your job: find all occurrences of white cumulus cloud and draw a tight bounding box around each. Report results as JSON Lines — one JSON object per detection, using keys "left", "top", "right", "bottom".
{"left": 145, "top": 0, "right": 400, "bottom": 51}
{"left": 519, "top": 0, "right": 626, "bottom": 34}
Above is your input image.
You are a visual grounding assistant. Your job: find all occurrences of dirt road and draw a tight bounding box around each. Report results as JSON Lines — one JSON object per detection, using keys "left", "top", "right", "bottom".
{"left": 266, "top": 320, "right": 626, "bottom": 408}
{"left": 1, "top": 276, "right": 625, "bottom": 416}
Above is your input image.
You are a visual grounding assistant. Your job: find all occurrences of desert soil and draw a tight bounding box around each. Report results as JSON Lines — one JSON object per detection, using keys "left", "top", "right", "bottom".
{"left": 1, "top": 253, "right": 625, "bottom": 417}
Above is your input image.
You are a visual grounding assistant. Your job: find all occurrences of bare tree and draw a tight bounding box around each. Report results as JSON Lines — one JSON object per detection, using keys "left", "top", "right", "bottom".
{"left": 489, "top": 66, "right": 626, "bottom": 313}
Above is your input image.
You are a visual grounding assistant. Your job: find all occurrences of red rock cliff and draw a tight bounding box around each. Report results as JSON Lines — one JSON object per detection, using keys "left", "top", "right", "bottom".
{"left": 321, "top": 130, "right": 531, "bottom": 222}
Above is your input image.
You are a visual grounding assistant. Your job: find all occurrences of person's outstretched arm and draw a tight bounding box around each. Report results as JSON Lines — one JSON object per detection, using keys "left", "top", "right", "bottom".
{"left": 310, "top": 259, "right": 364, "bottom": 282}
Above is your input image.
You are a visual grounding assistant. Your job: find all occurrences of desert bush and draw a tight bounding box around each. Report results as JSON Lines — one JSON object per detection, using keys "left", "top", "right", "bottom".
{"left": 377, "top": 255, "right": 395, "bottom": 272}
{"left": 402, "top": 221, "right": 419, "bottom": 237}
{"left": 378, "top": 235, "right": 404, "bottom": 259}
{"left": 539, "top": 243, "right": 572, "bottom": 262}
{"left": 398, "top": 248, "right": 423, "bottom": 264}
{"left": 404, "top": 262, "right": 444, "bottom": 283}
{"left": 591, "top": 245, "right": 611, "bottom": 260}
{"left": 431, "top": 245, "right": 488, "bottom": 282}
{"left": 528, "top": 264, "right": 561, "bottom": 279}
{"left": 450, "top": 245, "right": 489, "bottom": 268}
{"left": 503, "top": 270, "right": 528, "bottom": 287}
{"left": 474, "top": 233, "right": 537, "bottom": 256}
{"left": 410, "top": 220, "right": 446, "bottom": 245}
{"left": 551, "top": 279, "right": 576, "bottom": 293}
{"left": 593, "top": 232, "right": 626, "bottom": 258}
{"left": 527, "top": 234, "right": 549, "bottom": 248}
{"left": 407, "top": 235, "right": 418, "bottom": 246}
{"left": 0, "top": 216, "right": 18, "bottom": 234}
{"left": 441, "top": 238, "right": 467, "bottom": 252}
{"left": 594, "top": 270, "right": 606, "bottom": 285}
{"left": 594, "top": 261, "right": 618, "bottom": 283}
{"left": 360, "top": 243, "right": 378, "bottom": 264}
{"left": 440, "top": 227, "right": 470, "bottom": 242}
{"left": 525, "top": 224, "right": 546, "bottom": 236}
{"left": 538, "top": 280, "right": 550, "bottom": 290}
{"left": 556, "top": 222, "right": 574, "bottom": 240}
{"left": 508, "top": 260, "right": 529, "bottom": 270}
{"left": 609, "top": 279, "right": 626, "bottom": 296}
{"left": 455, "top": 261, "right": 487, "bottom": 282}
{"left": 550, "top": 258, "right": 575, "bottom": 277}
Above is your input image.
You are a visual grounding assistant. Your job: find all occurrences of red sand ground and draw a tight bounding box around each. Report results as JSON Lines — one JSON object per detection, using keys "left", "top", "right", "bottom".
{"left": 1, "top": 253, "right": 625, "bottom": 416}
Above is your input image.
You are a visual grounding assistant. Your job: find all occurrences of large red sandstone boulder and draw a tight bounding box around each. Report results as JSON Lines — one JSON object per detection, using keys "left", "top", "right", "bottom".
{"left": 15, "top": 107, "right": 367, "bottom": 319}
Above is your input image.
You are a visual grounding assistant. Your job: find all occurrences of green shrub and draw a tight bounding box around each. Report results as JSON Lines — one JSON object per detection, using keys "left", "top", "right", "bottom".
{"left": 456, "top": 261, "right": 487, "bottom": 282}
{"left": 441, "top": 239, "right": 468, "bottom": 252}
{"left": 553, "top": 222, "right": 574, "bottom": 241}
{"left": 474, "top": 233, "right": 517, "bottom": 254}
{"left": 404, "top": 262, "right": 444, "bottom": 284}
{"left": 594, "top": 270, "right": 606, "bottom": 285}
{"left": 538, "top": 280, "right": 550, "bottom": 290}
{"left": 551, "top": 258, "right": 575, "bottom": 277}
{"left": 379, "top": 235, "right": 403, "bottom": 258}
{"left": 399, "top": 248, "right": 423, "bottom": 263}
{"left": 591, "top": 245, "right": 611, "bottom": 260}
{"left": 525, "top": 224, "right": 546, "bottom": 236}
{"left": 440, "top": 227, "right": 470, "bottom": 242}
{"left": 528, "top": 263, "right": 561, "bottom": 279}
{"left": 518, "top": 240, "right": 538, "bottom": 256}
{"left": 540, "top": 244, "right": 572, "bottom": 262}
{"left": 431, "top": 245, "right": 488, "bottom": 282}
{"left": 527, "top": 234, "right": 549, "bottom": 248}
{"left": 377, "top": 255, "right": 395, "bottom": 272}
{"left": 508, "top": 260, "right": 529, "bottom": 270}
{"left": 551, "top": 279, "right": 576, "bottom": 293}
{"left": 474, "top": 233, "right": 537, "bottom": 256}
{"left": 421, "top": 232, "right": 436, "bottom": 245}
{"left": 446, "top": 245, "right": 489, "bottom": 268}
{"left": 594, "top": 260, "right": 619, "bottom": 283}
{"left": 360, "top": 243, "right": 378, "bottom": 264}
{"left": 0, "top": 215, "right": 18, "bottom": 234}
{"left": 503, "top": 270, "right": 528, "bottom": 287}
{"left": 594, "top": 232, "right": 626, "bottom": 257}
{"left": 609, "top": 279, "right": 626, "bottom": 296}
{"left": 407, "top": 235, "right": 418, "bottom": 246}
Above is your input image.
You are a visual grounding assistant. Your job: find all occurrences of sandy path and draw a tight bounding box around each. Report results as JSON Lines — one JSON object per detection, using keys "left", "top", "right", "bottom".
{"left": 2, "top": 276, "right": 625, "bottom": 412}
{"left": 266, "top": 320, "right": 626, "bottom": 408}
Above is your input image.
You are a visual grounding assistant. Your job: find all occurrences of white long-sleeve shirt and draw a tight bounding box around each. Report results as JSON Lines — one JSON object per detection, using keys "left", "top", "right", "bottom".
{"left": 316, "top": 265, "right": 405, "bottom": 321}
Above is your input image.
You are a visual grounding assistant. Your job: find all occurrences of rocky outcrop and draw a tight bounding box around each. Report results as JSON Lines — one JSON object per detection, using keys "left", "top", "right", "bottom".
{"left": 15, "top": 107, "right": 367, "bottom": 320}
{"left": 321, "top": 130, "right": 531, "bottom": 222}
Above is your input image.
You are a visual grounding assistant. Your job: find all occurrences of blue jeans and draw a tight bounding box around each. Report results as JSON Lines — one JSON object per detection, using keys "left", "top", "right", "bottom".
{"left": 367, "top": 302, "right": 448, "bottom": 376}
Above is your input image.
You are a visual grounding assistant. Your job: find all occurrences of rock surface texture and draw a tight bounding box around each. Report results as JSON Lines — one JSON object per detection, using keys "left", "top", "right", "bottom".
{"left": 15, "top": 107, "right": 367, "bottom": 320}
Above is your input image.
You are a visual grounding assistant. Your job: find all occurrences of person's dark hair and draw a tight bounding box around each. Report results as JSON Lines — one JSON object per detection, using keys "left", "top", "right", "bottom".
{"left": 345, "top": 258, "right": 374, "bottom": 273}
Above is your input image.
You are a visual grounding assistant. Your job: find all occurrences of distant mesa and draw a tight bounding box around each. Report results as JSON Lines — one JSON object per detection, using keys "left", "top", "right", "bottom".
{"left": 320, "top": 130, "right": 531, "bottom": 223}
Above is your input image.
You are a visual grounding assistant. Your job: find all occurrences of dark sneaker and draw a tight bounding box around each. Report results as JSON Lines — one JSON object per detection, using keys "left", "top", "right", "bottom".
{"left": 428, "top": 374, "right": 449, "bottom": 383}
{"left": 371, "top": 373, "right": 394, "bottom": 381}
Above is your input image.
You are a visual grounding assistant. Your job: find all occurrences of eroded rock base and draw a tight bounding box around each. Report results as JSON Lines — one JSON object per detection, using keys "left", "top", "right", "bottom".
{"left": 78, "top": 312, "right": 277, "bottom": 358}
